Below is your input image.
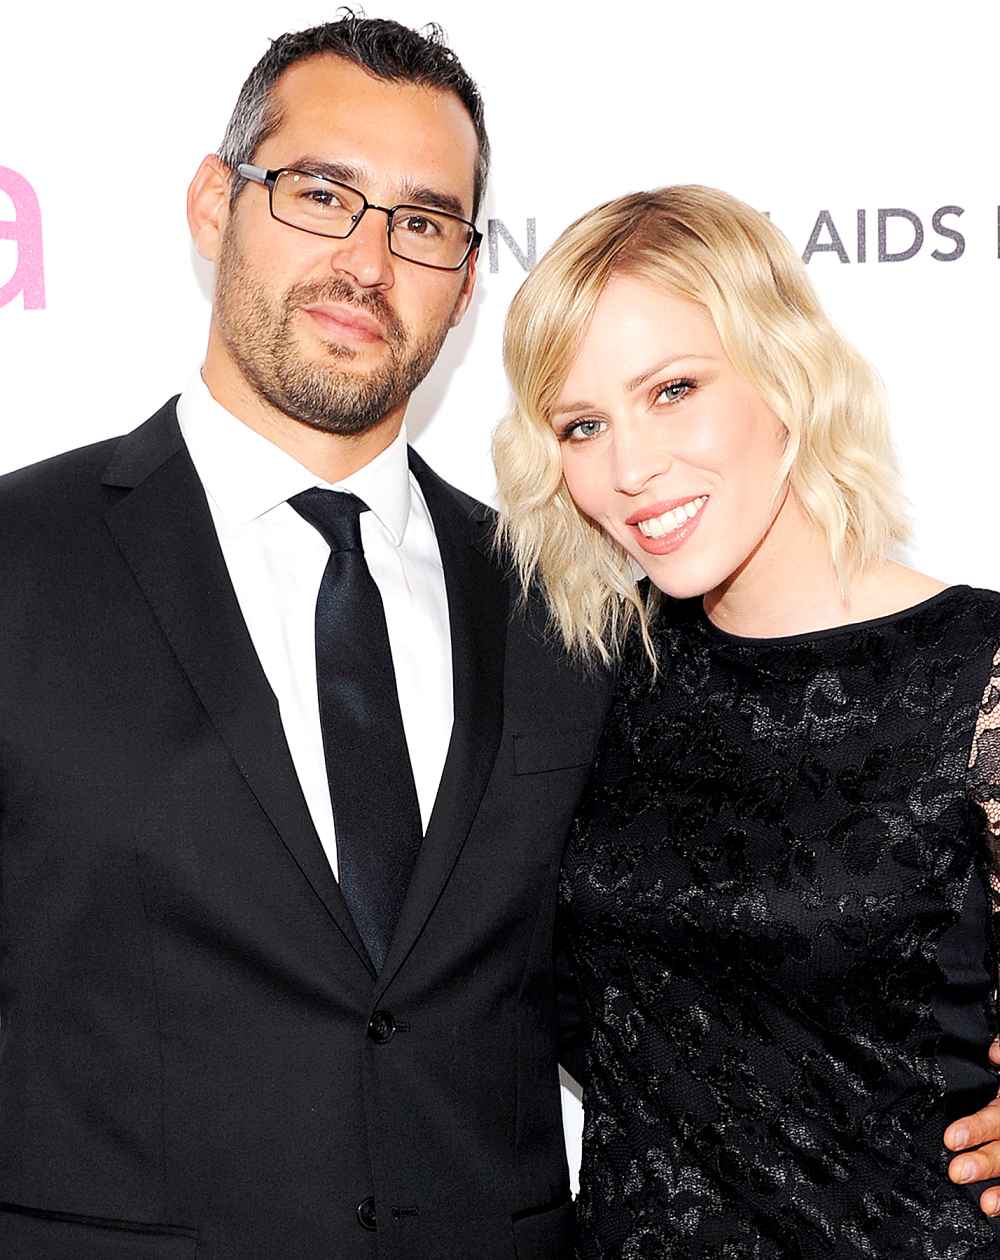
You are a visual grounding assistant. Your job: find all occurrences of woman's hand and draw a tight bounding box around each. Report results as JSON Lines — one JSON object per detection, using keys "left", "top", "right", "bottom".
{"left": 945, "top": 1039, "right": 1000, "bottom": 1214}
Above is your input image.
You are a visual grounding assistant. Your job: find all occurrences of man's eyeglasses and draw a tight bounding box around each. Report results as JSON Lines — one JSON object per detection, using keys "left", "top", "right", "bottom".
{"left": 237, "top": 164, "right": 482, "bottom": 272}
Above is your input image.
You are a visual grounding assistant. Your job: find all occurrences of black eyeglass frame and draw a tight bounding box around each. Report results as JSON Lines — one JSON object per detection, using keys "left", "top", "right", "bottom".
{"left": 237, "top": 163, "right": 483, "bottom": 272}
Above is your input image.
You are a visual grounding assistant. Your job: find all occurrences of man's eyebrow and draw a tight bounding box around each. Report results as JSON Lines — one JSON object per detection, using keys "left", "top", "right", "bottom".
{"left": 396, "top": 181, "right": 468, "bottom": 220}
{"left": 283, "top": 157, "right": 469, "bottom": 219}
{"left": 286, "top": 157, "right": 364, "bottom": 187}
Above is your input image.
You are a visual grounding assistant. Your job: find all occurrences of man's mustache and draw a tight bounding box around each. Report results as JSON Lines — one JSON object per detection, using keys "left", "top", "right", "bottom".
{"left": 285, "top": 278, "right": 407, "bottom": 347}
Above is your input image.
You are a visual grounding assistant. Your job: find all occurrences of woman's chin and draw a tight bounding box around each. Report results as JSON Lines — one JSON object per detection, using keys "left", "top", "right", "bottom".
{"left": 634, "top": 557, "right": 716, "bottom": 603}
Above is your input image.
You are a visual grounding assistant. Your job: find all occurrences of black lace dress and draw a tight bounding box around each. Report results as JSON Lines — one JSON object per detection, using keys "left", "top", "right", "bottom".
{"left": 561, "top": 585, "right": 1000, "bottom": 1258}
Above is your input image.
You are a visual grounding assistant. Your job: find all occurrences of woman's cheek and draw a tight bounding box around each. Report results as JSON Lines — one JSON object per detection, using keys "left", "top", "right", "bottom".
{"left": 561, "top": 456, "right": 604, "bottom": 519}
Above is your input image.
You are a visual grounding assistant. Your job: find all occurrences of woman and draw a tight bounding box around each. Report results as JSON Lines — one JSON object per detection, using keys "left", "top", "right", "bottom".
{"left": 494, "top": 185, "right": 1000, "bottom": 1257}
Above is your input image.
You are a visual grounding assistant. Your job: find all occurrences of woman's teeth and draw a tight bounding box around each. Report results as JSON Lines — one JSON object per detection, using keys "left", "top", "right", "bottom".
{"left": 636, "top": 496, "right": 708, "bottom": 539}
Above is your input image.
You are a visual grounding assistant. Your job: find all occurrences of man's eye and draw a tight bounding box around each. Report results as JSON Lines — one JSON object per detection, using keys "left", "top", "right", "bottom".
{"left": 303, "top": 189, "right": 342, "bottom": 208}
{"left": 398, "top": 215, "right": 440, "bottom": 237}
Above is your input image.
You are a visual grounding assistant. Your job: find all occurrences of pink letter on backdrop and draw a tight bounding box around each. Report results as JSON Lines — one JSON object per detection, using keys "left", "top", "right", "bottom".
{"left": 0, "top": 167, "right": 45, "bottom": 309}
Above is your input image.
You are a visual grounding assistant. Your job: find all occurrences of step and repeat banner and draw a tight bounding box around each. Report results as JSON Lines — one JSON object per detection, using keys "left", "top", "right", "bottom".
{"left": 4, "top": 0, "right": 999, "bottom": 1182}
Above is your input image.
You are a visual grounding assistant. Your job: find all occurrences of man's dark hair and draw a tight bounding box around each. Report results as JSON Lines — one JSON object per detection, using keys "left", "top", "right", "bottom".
{"left": 218, "top": 10, "right": 489, "bottom": 220}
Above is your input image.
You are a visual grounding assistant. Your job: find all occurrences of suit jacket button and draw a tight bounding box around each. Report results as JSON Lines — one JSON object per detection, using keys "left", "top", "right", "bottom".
{"left": 367, "top": 1010, "right": 396, "bottom": 1044}
{"left": 357, "top": 1196, "right": 377, "bottom": 1231}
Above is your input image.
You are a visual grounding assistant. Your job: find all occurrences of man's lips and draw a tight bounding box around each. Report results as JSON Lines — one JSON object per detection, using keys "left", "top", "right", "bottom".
{"left": 302, "top": 303, "right": 385, "bottom": 343}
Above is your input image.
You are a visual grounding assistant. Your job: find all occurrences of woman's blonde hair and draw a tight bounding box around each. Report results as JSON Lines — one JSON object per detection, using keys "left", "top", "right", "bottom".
{"left": 493, "top": 184, "right": 909, "bottom": 663}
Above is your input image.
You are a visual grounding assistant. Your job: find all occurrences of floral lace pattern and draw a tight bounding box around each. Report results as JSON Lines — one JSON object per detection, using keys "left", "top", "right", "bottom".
{"left": 562, "top": 586, "right": 1000, "bottom": 1258}
{"left": 971, "top": 647, "right": 1000, "bottom": 832}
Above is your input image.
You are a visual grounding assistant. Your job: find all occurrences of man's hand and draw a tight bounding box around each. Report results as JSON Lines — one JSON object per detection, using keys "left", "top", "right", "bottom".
{"left": 944, "top": 1039, "right": 1000, "bottom": 1215}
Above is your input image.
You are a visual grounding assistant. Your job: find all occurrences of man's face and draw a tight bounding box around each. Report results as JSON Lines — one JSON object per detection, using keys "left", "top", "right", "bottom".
{"left": 213, "top": 55, "right": 480, "bottom": 436}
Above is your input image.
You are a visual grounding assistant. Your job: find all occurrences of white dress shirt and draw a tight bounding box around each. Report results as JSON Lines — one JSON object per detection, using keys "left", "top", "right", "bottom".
{"left": 176, "top": 372, "right": 453, "bottom": 880}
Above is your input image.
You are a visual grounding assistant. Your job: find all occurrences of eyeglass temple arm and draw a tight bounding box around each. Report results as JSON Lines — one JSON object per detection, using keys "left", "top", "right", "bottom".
{"left": 236, "top": 163, "right": 269, "bottom": 184}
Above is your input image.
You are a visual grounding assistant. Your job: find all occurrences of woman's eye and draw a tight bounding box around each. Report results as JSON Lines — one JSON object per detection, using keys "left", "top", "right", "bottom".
{"left": 563, "top": 419, "right": 607, "bottom": 442}
{"left": 654, "top": 378, "right": 696, "bottom": 405}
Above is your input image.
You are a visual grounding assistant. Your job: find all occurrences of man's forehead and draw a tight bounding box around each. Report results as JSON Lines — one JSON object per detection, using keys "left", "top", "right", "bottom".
{"left": 264, "top": 55, "right": 477, "bottom": 208}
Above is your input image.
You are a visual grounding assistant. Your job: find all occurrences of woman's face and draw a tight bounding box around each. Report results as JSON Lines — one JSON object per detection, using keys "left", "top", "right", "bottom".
{"left": 551, "top": 275, "right": 789, "bottom": 600}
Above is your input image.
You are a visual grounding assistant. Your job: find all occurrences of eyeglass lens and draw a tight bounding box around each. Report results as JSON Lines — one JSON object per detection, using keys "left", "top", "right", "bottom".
{"left": 272, "top": 171, "right": 474, "bottom": 268}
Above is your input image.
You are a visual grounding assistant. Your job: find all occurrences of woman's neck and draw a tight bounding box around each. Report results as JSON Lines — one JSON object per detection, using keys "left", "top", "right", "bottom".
{"left": 702, "top": 491, "right": 944, "bottom": 639}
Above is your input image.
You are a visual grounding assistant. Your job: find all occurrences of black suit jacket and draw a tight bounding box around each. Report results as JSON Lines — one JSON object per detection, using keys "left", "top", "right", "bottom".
{"left": 0, "top": 400, "right": 611, "bottom": 1260}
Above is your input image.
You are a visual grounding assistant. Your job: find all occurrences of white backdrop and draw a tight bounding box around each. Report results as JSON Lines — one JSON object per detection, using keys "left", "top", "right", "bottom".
{"left": 4, "top": 0, "right": 1000, "bottom": 1187}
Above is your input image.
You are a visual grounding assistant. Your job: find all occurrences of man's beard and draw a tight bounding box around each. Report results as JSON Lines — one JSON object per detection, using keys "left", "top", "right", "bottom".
{"left": 214, "top": 227, "right": 455, "bottom": 437}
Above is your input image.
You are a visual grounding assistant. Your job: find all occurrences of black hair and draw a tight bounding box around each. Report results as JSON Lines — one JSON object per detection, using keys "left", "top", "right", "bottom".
{"left": 218, "top": 9, "right": 489, "bottom": 219}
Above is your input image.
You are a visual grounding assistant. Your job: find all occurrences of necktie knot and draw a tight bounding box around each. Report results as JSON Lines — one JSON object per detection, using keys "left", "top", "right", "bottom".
{"left": 289, "top": 488, "right": 369, "bottom": 552}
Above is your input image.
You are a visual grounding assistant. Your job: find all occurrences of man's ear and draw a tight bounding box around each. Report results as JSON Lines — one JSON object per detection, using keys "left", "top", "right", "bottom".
{"left": 448, "top": 243, "right": 479, "bottom": 328}
{"left": 187, "top": 155, "right": 232, "bottom": 263}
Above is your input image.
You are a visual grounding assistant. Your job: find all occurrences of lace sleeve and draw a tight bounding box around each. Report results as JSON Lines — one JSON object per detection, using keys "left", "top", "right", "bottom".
{"left": 968, "top": 646, "right": 1000, "bottom": 898}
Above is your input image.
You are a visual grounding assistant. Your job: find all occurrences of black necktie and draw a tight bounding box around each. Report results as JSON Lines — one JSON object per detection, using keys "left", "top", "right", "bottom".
{"left": 290, "top": 488, "right": 423, "bottom": 973}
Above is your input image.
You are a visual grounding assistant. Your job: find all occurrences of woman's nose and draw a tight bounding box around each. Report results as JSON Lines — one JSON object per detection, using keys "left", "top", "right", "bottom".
{"left": 612, "top": 427, "right": 672, "bottom": 496}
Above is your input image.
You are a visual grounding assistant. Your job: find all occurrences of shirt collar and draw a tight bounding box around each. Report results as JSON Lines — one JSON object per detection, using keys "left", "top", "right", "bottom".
{"left": 176, "top": 370, "right": 412, "bottom": 545}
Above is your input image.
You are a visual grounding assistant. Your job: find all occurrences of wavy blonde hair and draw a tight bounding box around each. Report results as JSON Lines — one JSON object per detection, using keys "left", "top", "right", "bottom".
{"left": 493, "top": 184, "right": 909, "bottom": 663}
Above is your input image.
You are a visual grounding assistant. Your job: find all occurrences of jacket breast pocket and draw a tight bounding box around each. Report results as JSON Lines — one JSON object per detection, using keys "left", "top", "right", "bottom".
{"left": 513, "top": 727, "right": 600, "bottom": 776}
{"left": 0, "top": 1203, "right": 199, "bottom": 1259}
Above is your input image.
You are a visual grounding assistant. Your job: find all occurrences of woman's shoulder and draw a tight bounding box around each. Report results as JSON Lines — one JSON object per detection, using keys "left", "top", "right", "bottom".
{"left": 853, "top": 565, "right": 1000, "bottom": 646}
{"left": 960, "top": 584, "right": 1000, "bottom": 613}
{"left": 871, "top": 582, "right": 1000, "bottom": 671}
{"left": 903, "top": 586, "right": 1000, "bottom": 713}
{"left": 946, "top": 584, "right": 1000, "bottom": 643}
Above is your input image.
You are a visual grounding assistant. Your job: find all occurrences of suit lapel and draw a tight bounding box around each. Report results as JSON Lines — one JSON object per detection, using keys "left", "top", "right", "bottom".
{"left": 102, "top": 400, "right": 375, "bottom": 978}
{"left": 375, "top": 451, "right": 509, "bottom": 996}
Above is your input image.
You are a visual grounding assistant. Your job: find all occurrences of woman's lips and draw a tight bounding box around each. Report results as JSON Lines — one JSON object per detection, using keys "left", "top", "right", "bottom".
{"left": 626, "top": 495, "right": 709, "bottom": 555}
{"left": 302, "top": 304, "right": 385, "bottom": 345}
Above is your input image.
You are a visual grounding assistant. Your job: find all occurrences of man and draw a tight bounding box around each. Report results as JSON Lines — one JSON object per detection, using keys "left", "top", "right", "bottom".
{"left": 0, "top": 15, "right": 998, "bottom": 1260}
{"left": 0, "top": 17, "right": 608, "bottom": 1258}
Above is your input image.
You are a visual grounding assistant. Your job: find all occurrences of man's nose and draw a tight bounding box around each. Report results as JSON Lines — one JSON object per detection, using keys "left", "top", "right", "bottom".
{"left": 329, "top": 205, "right": 396, "bottom": 289}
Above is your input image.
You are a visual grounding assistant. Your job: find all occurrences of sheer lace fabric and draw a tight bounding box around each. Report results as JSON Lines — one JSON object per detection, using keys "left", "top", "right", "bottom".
{"left": 971, "top": 645, "right": 1000, "bottom": 840}
{"left": 562, "top": 586, "right": 1000, "bottom": 1258}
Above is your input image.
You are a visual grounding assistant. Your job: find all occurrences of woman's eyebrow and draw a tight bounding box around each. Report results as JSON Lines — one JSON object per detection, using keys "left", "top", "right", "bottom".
{"left": 626, "top": 353, "right": 717, "bottom": 392}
